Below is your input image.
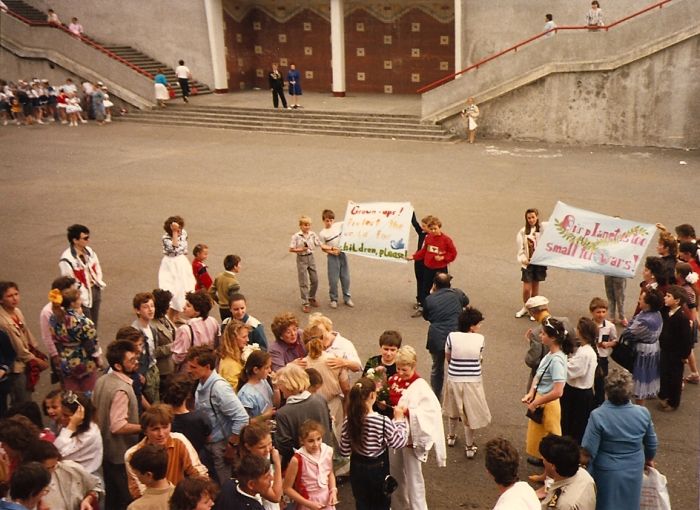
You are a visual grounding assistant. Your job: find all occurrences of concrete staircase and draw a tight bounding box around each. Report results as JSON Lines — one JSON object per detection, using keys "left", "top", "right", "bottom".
{"left": 3, "top": 0, "right": 45, "bottom": 22}
{"left": 3, "top": 0, "right": 211, "bottom": 100}
{"left": 117, "top": 105, "right": 457, "bottom": 142}
{"left": 90, "top": 44, "right": 212, "bottom": 98}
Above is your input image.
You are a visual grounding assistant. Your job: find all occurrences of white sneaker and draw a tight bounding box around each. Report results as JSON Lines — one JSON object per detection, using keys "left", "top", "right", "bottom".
{"left": 465, "top": 445, "right": 478, "bottom": 459}
{"left": 447, "top": 435, "right": 456, "bottom": 447}
{"left": 345, "top": 299, "right": 354, "bottom": 308}
{"left": 515, "top": 307, "right": 528, "bottom": 318}
{"left": 80, "top": 119, "right": 87, "bottom": 124}
{"left": 330, "top": 301, "right": 338, "bottom": 309}
{"left": 530, "top": 315, "right": 536, "bottom": 321}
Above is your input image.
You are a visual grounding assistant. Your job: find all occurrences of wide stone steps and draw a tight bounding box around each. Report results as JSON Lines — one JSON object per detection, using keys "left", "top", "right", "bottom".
{"left": 117, "top": 106, "right": 456, "bottom": 142}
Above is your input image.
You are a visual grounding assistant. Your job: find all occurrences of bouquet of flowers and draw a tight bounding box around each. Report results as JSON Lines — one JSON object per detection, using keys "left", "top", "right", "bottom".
{"left": 241, "top": 343, "right": 261, "bottom": 364}
{"left": 365, "top": 364, "right": 390, "bottom": 409}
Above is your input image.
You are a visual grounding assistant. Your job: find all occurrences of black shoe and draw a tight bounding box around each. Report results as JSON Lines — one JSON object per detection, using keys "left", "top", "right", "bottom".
{"left": 526, "top": 457, "right": 544, "bottom": 467}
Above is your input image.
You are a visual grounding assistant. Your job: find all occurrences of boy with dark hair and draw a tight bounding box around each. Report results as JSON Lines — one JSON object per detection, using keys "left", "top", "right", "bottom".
{"left": 127, "top": 444, "right": 174, "bottom": 510}
{"left": 215, "top": 455, "right": 271, "bottom": 509}
{"left": 132, "top": 292, "right": 160, "bottom": 404}
{"left": 485, "top": 437, "right": 539, "bottom": 509}
{"left": 209, "top": 255, "right": 241, "bottom": 320}
{"left": 363, "top": 330, "right": 402, "bottom": 415}
{"left": 589, "top": 297, "right": 618, "bottom": 407}
{"left": 5, "top": 462, "right": 51, "bottom": 510}
{"left": 319, "top": 209, "right": 353, "bottom": 309}
{"left": 658, "top": 286, "right": 694, "bottom": 411}
{"left": 221, "top": 293, "right": 268, "bottom": 349}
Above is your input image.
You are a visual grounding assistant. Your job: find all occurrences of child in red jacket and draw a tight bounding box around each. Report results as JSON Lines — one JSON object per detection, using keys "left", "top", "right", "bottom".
{"left": 409, "top": 216, "right": 457, "bottom": 315}
{"left": 192, "top": 244, "right": 213, "bottom": 291}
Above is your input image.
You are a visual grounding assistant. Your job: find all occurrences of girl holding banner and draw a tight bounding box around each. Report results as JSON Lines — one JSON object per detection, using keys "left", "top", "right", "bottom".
{"left": 516, "top": 209, "right": 548, "bottom": 320}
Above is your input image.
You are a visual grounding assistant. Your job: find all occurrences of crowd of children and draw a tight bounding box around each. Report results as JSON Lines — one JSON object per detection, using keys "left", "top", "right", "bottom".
{"left": 0, "top": 77, "right": 115, "bottom": 127}
{"left": 0, "top": 209, "right": 697, "bottom": 510}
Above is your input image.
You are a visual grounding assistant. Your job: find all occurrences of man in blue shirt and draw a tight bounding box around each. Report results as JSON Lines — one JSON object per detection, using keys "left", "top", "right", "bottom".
{"left": 187, "top": 345, "right": 249, "bottom": 485}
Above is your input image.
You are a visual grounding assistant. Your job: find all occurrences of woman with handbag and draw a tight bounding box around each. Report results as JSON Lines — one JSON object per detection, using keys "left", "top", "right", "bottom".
{"left": 338, "top": 377, "right": 407, "bottom": 510}
{"left": 521, "top": 317, "right": 572, "bottom": 482}
{"left": 622, "top": 289, "right": 663, "bottom": 405}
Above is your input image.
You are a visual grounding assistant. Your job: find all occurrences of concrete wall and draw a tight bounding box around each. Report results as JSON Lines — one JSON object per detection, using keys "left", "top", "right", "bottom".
{"left": 441, "top": 36, "right": 700, "bottom": 149}
{"left": 0, "top": 46, "right": 130, "bottom": 112}
{"left": 22, "top": 0, "right": 215, "bottom": 87}
{"left": 460, "top": 0, "right": 653, "bottom": 68}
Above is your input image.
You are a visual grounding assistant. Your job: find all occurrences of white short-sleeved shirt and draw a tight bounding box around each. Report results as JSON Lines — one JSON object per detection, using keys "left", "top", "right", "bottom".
{"left": 175, "top": 65, "right": 191, "bottom": 79}
{"left": 445, "top": 332, "right": 485, "bottom": 382}
{"left": 596, "top": 319, "right": 617, "bottom": 357}
{"left": 493, "top": 481, "right": 540, "bottom": 510}
{"left": 319, "top": 222, "right": 343, "bottom": 249}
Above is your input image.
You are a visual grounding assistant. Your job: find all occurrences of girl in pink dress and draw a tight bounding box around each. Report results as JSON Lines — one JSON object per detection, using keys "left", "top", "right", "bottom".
{"left": 283, "top": 420, "right": 338, "bottom": 510}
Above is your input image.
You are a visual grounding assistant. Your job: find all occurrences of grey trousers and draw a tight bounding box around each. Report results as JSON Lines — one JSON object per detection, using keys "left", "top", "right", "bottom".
{"left": 296, "top": 254, "right": 318, "bottom": 304}
{"left": 604, "top": 276, "right": 626, "bottom": 319}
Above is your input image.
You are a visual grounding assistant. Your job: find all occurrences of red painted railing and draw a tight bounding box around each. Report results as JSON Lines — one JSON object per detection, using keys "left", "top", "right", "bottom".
{"left": 417, "top": 0, "right": 673, "bottom": 94}
{"left": 3, "top": 9, "right": 154, "bottom": 79}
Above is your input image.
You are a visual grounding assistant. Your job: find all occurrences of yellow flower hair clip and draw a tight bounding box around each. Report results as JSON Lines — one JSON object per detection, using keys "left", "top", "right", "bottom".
{"left": 48, "top": 288, "right": 63, "bottom": 305}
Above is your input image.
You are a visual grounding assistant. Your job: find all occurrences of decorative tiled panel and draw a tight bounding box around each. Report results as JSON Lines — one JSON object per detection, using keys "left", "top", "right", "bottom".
{"left": 224, "top": 4, "right": 453, "bottom": 94}
{"left": 224, "top": 8, "right": 332, "bottom": 92}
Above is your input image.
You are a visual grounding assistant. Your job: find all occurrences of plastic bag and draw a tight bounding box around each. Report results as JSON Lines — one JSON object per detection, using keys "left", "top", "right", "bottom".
{"left": 640, "top": 467, "right": 671, "bottom": 510}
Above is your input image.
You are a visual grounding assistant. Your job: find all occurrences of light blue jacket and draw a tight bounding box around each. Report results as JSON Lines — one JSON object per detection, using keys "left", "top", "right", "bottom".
{"left": 194, "top": 370, "right": 248, "bottom": 442}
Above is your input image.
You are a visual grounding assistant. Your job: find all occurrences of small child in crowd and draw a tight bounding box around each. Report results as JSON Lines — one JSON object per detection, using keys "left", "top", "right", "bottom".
{"left": 319, "top": 209, "right": 353, "bottom": 309}
{"left": 589, "top": 297, "right": 618, "bottom": 407}
{"left": 289, "top": 215, "right": 321, "bottom": 313}
{"left": 162, "top": 375, "right": 212, "bottom": 461}
{"left": 216, "top": 455, "right": 271, "bottom": 510}
{"left": 364, "top": 330, "right": 402, "bottom": 416}
{"left": 210, "top": 254, "right": 242, "bottom": 321}
{"left": 231, "top": 422, "right": 283, "bottom": 509}
{"left": 192, "top": 244, "right": 213, "bottom": 291}
{"left": 126, "top": 444, "right": 174, "bottom": 510}
{"left": 283, "top": 420, "right": 338, "bottom": 510}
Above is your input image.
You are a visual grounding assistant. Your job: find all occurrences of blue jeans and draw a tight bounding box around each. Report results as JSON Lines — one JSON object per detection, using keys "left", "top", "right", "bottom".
{"left": 327, "top": 252, "right": 351, "bottom": 302}
{"left": 430, "top": 351, "right": 446, "bottom": 399}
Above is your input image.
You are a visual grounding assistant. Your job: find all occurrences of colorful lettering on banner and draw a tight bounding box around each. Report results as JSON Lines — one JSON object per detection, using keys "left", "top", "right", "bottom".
{"left": 530, "top": 201, "right": 656, "bottom": 278}
{"left": 339, "top": 201, "right": 414, "bottom": 263}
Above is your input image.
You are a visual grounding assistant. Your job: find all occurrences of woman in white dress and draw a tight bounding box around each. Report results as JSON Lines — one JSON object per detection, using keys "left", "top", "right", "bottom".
{"left": 158, "top": 215, "right": 196, "bottom": 322}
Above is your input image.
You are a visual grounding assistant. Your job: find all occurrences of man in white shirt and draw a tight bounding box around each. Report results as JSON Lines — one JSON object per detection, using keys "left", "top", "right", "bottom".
{"left": 175, "top": 60, "right": 192, "bottom": 103}
{"left": 544, "top": 14, "right": 556, "bottom": 37}
{"left": 485, "top": 437, "right": 540, "bottom": 510}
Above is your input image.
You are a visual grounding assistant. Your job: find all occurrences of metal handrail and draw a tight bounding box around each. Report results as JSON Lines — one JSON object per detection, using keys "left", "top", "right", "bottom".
{"left": 416, "top": 0, "right": 673, "bottom": 94}
{"left": 3, "top": 9, "right": 154, "bottom": 79}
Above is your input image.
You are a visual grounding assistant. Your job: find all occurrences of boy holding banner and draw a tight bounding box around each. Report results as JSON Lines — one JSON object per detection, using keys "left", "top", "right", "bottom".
{"left": 319, "top": 209, "right": 353, "bottom": 309}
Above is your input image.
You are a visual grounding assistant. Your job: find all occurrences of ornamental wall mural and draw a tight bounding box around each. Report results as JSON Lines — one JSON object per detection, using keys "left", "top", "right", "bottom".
{"left": 223, "top": 0, "right": 454, "bottom": 94}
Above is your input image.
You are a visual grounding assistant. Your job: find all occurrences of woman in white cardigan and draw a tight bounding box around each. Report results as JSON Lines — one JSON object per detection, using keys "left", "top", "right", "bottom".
{"left": 387, "top": 346, "right": 446, "bottom": 510}
{"left": 515, "top": 209, "right": 548, "bottom": 320}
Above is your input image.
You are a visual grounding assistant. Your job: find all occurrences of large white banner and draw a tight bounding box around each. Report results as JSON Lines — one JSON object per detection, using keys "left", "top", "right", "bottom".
{"left": 339, "top": 201, "right": 413, "bottom": 263}
{"left": 530, "top": 201, "right": 656, "bottom": 277}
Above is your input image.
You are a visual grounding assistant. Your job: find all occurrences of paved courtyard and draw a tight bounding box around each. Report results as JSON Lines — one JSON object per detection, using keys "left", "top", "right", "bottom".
{"left": 1, "top": 117, "right": 698, "bottom": 509}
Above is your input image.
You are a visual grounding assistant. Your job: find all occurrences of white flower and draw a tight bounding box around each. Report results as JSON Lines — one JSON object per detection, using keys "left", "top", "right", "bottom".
{"left": 686, "top": 272, "right": 699, "bottom": 285}
{"left": 241, "top": 343, "right": 261, "bottom": 363}
{"left": 366, "top": 368, "right": 375, "bottom": 378}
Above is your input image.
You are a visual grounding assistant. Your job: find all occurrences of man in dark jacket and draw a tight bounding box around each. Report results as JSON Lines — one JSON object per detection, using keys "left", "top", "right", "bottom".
{"left": 423, "top": 272, "right": 469, "bottom": 398}
{"left": 268, "top": 63, "right": 288, "bottom": 109}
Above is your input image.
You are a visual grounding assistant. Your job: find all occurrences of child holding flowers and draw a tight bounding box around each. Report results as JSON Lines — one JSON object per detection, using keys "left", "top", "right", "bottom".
{"left": 49, "top": 287, "right": 102, "bottom": 392}
{"left": 363, "top": 330, "right": 402, "bottom": 416}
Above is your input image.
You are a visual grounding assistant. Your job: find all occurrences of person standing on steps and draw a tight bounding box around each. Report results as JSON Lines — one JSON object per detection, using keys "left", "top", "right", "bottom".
{"left": 585, "top": 1, "right": 604, "bottom": 28}
{"left": 269, "top": 63, "right": 288, "bottom": 110}
{"left": 175, "top": 60, "right": 192, "bottom": 103}
{"left": 287, "top": 63, "right": 302, "bottom": 109}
